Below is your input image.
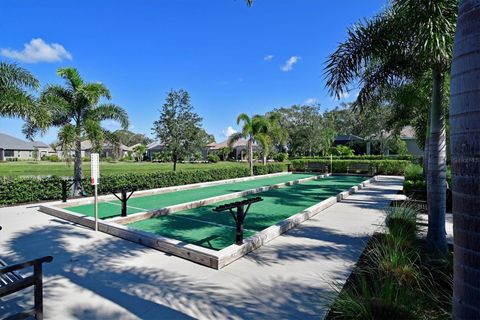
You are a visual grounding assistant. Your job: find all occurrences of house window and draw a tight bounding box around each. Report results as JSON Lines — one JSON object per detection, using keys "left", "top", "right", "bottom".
{"left": 4, "top": 150, "right": 14, "bottom": 157}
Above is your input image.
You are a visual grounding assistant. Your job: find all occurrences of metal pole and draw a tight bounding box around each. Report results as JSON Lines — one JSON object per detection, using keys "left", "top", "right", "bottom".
{"left": 94, "top": 184, "right": 98, "bottom": 231}
{"left": 236, "top": 206, "right": 244, "bottom": 245}
{"left": 330, "top": 154, "right": 333, "bottom": 173}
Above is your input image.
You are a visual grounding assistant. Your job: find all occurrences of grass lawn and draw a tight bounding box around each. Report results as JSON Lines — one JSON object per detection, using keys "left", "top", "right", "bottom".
{"left": 0, "top": 161, "right": 248, "bottom": 177}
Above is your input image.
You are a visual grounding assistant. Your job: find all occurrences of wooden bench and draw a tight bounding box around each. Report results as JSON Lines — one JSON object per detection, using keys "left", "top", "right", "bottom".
{"left": 346, "top": 163, "right": 376, "bottom": 176}
{"left": 0, "top": 255, "right": 53, "bottom": 320}
{"left": 304, "top": 162, "right": 329, "bottom": 173}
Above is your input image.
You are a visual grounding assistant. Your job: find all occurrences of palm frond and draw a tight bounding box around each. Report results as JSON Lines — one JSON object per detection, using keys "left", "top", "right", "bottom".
{"left": 57, "top": 67, "right": 83, "bottom": 91}
{"left": 227, "top": 132, "right": 244, "bottom": 147}
{"left": 78, "top": 82, "right": 111, "bottom": 105}
{"left": 0, "top": 62, "right": 39, "bottom": 89}
{"left": 84, "top": 119, "right": 104, "bottom": 153}
{"left": 88, "top": 103, "right": 129, "bottom": 129}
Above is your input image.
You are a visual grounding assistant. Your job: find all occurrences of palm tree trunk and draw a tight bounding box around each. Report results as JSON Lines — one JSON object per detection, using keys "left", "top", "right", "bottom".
{"left": 450, "top": 1, "right": 480, "bottom": 317}
{"left": 423, "top": 109, "right": 431, "bottom": 177}
{"left": 426, "top": 67, "right": 448, "bottom": 254}
{"left": 73, "top": 136, "right": 83, "bottom": 195}
{"left": 248, "top": 139, "right": 253, "bottom": 176}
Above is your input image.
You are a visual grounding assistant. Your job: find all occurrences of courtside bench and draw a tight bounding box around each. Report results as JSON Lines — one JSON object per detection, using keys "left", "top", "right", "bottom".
{"left": 346, "top": 163, "right": 376, "bottom": 176}
{"left": 304, "top": 162, "right": 329, "bottom": 173}
{"left": 0, "top": 255, "right": 53, "bottom": 320}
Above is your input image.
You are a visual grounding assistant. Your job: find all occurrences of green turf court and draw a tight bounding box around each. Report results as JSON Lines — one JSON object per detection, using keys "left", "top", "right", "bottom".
{"left": 127, "top": 175, "right": 367, "bottom": 251}
{"left": 66, "top": 173, "right": 317, "bottom": 219}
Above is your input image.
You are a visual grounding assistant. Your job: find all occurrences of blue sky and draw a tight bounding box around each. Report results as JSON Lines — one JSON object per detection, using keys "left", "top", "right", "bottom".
{"left": 0, "top": 0, "right": 385, "bottom": 143}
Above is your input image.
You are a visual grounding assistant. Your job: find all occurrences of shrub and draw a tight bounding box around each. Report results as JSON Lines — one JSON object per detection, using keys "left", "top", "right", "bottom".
{"left": 0, "top": 176, "right": 64, "bottom": 206}
{"left": 253, "top": 163, "right": 287, "bottom": 175}
{"left": 41, "top": 155, "right": 60, "bottom": 162}
{"left": 274, "top": 152, "right": 288, "bottom": 162}
{"left": 207, "top": 154, "right": 220, "bottom": 163}
{"left": 290, "top": 159, "right": 410, "bottom": 175}
{"left": 330, "top": 145, "right": 355, "bottom": 157}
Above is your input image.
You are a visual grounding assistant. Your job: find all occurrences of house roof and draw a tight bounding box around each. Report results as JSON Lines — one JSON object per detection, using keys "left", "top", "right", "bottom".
{"left": 80, "top": 140, "right": 130, "bottom": 151}
{"left": 400, "top": 126, "right": 416, "bottom": 139}
{"left": 0, "top": 133, "right": 40, "bottom": 151}
{"left": 334, "top": 134, "right": 364, "bottom": 142}
{"left": 147, "top": 141, "right": 164, "bottom": 150}
{"left": 208, "top": 138, "right": 257, "bottom": 150}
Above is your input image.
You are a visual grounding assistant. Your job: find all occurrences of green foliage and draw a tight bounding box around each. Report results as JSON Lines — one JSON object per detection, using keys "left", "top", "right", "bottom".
{"left": 0, "top": 176, "right": 64, "bottom": 206}
{"left": 133, "top": 144, "right": 147, "bottom": 162}
{"left": 41, "top": 155, "right": 60, "bottom": 162}
{"left": 293, "top": 154, "right": 414, "bottom": 161}
{"left": 252, "top": 163, "right": 287, "bottom": 175}
{"left": 274, "top": 152, "right": 288, "bottom": 162}
{"left": 207, "top": 154, "right": 220, "bottom": 163}
{"left": 330, "top": 145, "right": 355, "bottom": 157}
{"left": 329, "top": 201, "right": 452, "bottom": 320}
{"left": 0, "top": 164, "right": 286, "bottom": 206}
{"left": 290, "top": 159, "right": 409, "bottom": 175}
{"left": 152, "top": 89, "right": 205, "bottom": 171}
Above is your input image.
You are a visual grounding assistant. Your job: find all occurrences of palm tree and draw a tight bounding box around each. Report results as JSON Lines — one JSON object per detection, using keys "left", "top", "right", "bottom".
{"left": 26, "top": 68, "right": 129, "bottom": 193}
{"left": 324, "top": 0, "right": 457, "bottom": 253}
{"left": 0, "top": 62, "right": 47, "bottom": 127}
{"left": 228, "top": 113, "right": 268, "bottom": 175}
{"left": 450, "top": 0, "right": 480, "bottom": 317}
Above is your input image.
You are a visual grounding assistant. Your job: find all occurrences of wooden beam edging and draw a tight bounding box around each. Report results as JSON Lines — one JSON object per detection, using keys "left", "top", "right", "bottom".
{"left": 39, "top": 176, "right": 376, "bottom": 269}
{"left": 46, "top": 171, "right": 291, "bottom": 208}
{"left": 38, "top": 173, "right": 327, "bottom": 232}
{"left": 108, "top": 174, "right": 329, "bottom": 225}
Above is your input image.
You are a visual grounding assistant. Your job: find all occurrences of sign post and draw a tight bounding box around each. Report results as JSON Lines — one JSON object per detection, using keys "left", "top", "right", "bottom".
{"left": 91, "top": 153, "right": 100, "bottom": 231}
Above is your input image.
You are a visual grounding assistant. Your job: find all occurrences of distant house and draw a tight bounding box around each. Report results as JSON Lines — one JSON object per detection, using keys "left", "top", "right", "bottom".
{"left": 146, "top": 141, "right": 165, "bottom": 160}
{"left": 206, "top": 138, "right": 260, "bottom": 161}
{"left": 400, "top": 126, "right": 422, "bottom": 156}
{"left": 0, "top": 133, "right": 54, "bottom": 161}
{"left": 57, "top": 140, "right": 132, "bottom": 159}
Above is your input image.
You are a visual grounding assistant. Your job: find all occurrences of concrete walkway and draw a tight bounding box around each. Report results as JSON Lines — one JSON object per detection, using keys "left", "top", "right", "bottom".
{"left": 1, "top": 176, "right": 404, "bottom": 320}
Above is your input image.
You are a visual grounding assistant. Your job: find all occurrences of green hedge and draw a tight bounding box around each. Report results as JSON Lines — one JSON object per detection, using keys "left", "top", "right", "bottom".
{"left": 290, "top": 159, "right": 410, "bottom": 175}
{"left": 0, "top": 164, "right": 286, "bottom": 206}
{"left": 0, "top": 176, "right": 65, "bottom": 206}
{"left": 291, "top": 155, "right": 415, "bottom": 161}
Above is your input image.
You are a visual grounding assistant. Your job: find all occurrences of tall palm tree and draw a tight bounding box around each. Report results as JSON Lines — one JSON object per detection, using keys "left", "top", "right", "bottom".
{"left": 228, "top": 113, "right": 268, "bottom": 175}
{"left": 0, "top": 62, "right": 47, "bottom": 127}
{"left": 324, "top": 0, "right": 457, "bottom": 253}
{"left": 26, "top": 68, "right": 129, "bottom": 193}
{"left": 450, "top": 0, "right": 480, "bottom": 317}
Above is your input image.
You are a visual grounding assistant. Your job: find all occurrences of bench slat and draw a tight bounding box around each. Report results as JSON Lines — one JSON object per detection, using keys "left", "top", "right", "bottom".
{"left": 0, "top": 275, "right": 36, "bottom": 298}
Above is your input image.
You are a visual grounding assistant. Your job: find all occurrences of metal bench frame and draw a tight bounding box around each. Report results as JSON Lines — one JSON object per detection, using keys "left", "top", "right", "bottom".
{"left": 0, "top": 256, "right": 53, "bottom": 320}
{"left": 346, "top": 163, "right": 376, "bottom": 176}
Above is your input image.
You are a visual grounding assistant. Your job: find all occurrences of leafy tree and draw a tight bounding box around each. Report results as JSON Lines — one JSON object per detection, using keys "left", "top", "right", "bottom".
{"left": 324, "top": 0, "right": 457, "bottom": 253}
{"left": 152, "top": 89, "right": 204, "bottom": 171}
{"left": 274, "top": 105, "right": 335, "bottom": 157}
{"left": 113, "top": 129, "right": 152, "bottom": 146}
{"left": 133, "top": 144, "right": 147, "bottom": 162}
{"left": 450, "top": 0, "right": 480, "bottom": 316}
{"left": 228, "top": 114, "right": 268, "bottom": 175}
{"left": 25, "top": 68, "right": 129, "bottom": 193}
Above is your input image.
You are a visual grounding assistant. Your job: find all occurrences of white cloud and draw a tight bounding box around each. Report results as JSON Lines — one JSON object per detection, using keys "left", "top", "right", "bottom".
{"left": 263, "top": 54, "right": 274, "bottom": 61}
{"left": 222, "top": 126, "right": 237, "bottom": 138}
{"left": 305, "top": 98, "right": 317, "bottom": 105}
{"left": 281, "top": 56, "right": 300, "bottom": 72}
{"left": 0, "top": 38, "right": 73, "bottom": 63}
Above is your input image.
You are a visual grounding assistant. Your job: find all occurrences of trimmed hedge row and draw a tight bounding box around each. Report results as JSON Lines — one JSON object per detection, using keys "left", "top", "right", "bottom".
{"left": 291, "top": 155, "right": 415, "bottom": 161}
{"left": 290, "top": 159, "right": 410, "bottom": 175}
{"left": 0, "top": 164, "right": 286, "bottom": 206}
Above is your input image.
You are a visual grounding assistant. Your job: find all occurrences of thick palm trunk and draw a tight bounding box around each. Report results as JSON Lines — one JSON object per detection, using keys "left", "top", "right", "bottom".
{"left": 426, "top": 67, "right": 448, "bottom": 253}
{"left": 450, "top": 1, "right": 480, "bottom": 317}
{"left": 248, "top": 139, "right": 253, "bottom": 176}
{"left": 423, "top": 110, "right": 431, "bottom": 177}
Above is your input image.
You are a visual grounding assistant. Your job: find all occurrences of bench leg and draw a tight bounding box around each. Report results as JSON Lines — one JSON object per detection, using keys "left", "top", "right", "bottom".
{"left": 34, "top": 262, "right": 44, "bottom": 320}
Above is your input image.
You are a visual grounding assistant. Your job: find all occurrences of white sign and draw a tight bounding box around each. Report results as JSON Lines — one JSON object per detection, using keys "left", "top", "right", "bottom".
{"left": 91, "top": 153, "right": 100, "bottom": 185}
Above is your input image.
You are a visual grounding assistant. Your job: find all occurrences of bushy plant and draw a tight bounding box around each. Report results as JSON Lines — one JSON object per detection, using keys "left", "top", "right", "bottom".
{"left": 274, "top": 152, "right": 288, "bottom": 162}
{"left": 290, "top": 159, "right": 409, "bottom": 175}
{"left": 208, "top": 154, "right": 220, "bottom": 163}
{"left": 41, "top": 155, "right": 60, "bottom": 162}
{"left": 330, "top": 145, "right": 355, "bottom": 157}
{"left": 253, "top": 163, "right": 287, "bottom": 175}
